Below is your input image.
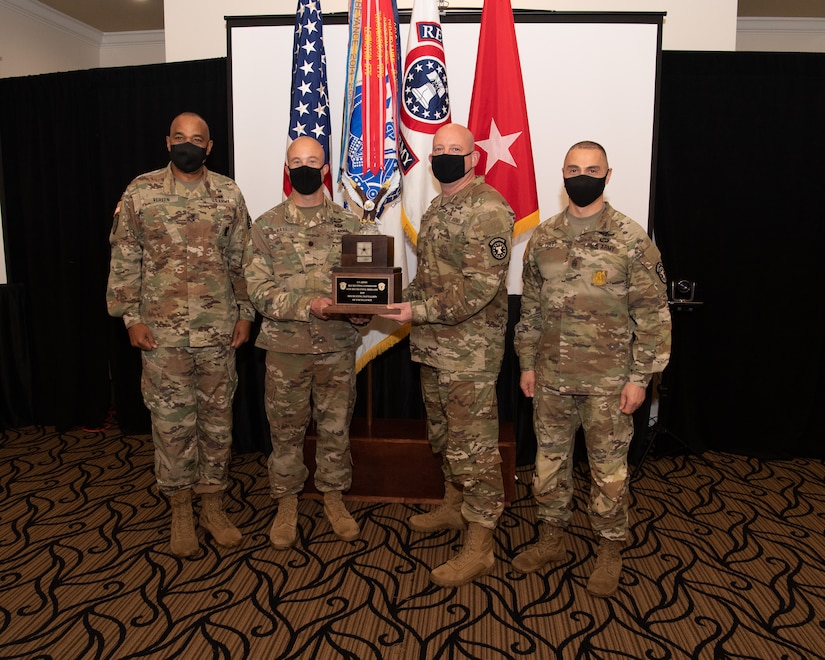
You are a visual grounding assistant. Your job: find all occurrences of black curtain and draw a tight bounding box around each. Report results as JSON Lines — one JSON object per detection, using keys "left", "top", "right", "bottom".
{"left": 0, "top": 57, "right": 536, "bottom": 455}
{"left": 0, "top": 59, "right": 230, "bottom": 431}
{"left": 653, "top": 51, "right": 825, "bottom": 458}
{"left": 4, "top": 52, "right": 823, "bottom": 460}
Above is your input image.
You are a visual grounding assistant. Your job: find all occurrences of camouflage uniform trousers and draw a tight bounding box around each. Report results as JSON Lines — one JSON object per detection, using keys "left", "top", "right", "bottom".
{"left": 141, "top": 346, "right": 237, "bottom": 496}
{"left": 531, "top": 384, "right": 632, "bottom": 541}
{"left": 420, "top": 364, "right": 504, "bottom": 529}
{"left": 264, "top": 349, "right": 356, "bottom": 498}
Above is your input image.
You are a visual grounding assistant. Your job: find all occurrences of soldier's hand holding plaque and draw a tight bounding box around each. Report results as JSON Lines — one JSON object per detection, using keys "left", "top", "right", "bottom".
{"left": 326, "top": 234, "right": 402, "bottom": 315}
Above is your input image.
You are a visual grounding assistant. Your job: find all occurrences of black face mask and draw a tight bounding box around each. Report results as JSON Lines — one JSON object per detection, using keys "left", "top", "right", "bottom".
{"left": 169, "top": 142, "right": 207, "bottom": 173}
{"left": 289, "top": 165, "right": 324, "bottom": 195}
{"left": 564, "top": 174, "right": 607, "bottom": 207}
{"left": 431, "top": 153, "right": 471, "bottom": 184}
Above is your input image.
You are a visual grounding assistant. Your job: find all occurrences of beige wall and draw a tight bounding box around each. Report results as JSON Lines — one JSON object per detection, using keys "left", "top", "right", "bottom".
{"left": 0, "top": 0, "right": 166, "bottom": 78}
{"left": 0, "top": 0, "right": 100, "bottom": 78}
{"left": 0, "top": 0, "right": 823, "bottom": 80}
{"left": 164, "top": 0, "right": 738, "bottom": 63}
{"left": 0, "top": 0, "right": 164, "bottom": 78}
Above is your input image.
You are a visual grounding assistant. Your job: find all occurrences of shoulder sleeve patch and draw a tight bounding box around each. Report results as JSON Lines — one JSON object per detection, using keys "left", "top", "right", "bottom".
{"left": 489, "top": 236, "right": 508, "bottom": 261}
{"left": 656, "top": 262, "right": 667, "bottom": 284}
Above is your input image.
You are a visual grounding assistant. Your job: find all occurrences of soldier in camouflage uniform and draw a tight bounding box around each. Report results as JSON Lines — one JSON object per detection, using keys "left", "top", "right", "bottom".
{"left": 107, "top": 112, "right": 254, "bottom": 558}
{"left": 513, "top": 141, "right": 671, "bottom": 597}
{"left": 244, "top": 136, "right": 366, "bottom": 550}
{"left": 379, "top": 124, "right": 515, "bottom": 587}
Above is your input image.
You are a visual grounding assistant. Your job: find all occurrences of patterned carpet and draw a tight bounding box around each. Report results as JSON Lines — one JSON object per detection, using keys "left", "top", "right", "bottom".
{"left": 1, "top": 424, "right": 824, "bottom": 659}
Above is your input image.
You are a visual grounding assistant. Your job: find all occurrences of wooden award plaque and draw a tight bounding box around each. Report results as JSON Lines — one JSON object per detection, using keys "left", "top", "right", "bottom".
{"left": 327, "top": 234, "right": 402, "bottom": 315}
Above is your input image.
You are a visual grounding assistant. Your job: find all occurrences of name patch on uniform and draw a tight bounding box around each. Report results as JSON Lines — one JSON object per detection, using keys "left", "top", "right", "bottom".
{"left": 489, "top": 237, "right": 508, "bottom": 260}
{"left": 581, "top": 239, "right": 617, "bottom": 252}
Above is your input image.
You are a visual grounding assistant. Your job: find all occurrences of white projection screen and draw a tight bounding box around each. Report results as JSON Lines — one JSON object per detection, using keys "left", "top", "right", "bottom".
{"left": 227, "top": 10, "right": 663, "bottom": 288}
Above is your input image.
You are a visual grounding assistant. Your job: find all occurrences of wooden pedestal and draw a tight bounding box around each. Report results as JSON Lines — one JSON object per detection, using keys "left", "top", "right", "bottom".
{"left": 303, "top": 418, "right": 517, "bottom": 504}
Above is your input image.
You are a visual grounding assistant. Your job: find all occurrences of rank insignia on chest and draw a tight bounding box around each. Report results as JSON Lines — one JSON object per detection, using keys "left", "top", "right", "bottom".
{"left": 592, "top": 270, "right": 607, "bottom": 286}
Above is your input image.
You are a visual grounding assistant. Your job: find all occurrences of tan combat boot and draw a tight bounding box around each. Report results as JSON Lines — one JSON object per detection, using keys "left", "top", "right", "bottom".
{"left": 269, "top": 494, "right": 299, "bottom": 549}
{"left": 323, "top": 491, "right": 360, "bottom": 542}
{"left": 408, "top": 481, "right": 466, "bottom": 533}
{"left": 511, "top": 523, "right": 566, "bottom": 573}
{"left": 199, "top": 491, "right": 243, "bottom": 548}
{"left": 430, "top": 522, "right": 495, "bottom": 587}
{"left": 587, "top": 538, "right": 624, "bottom": 598}
{"left": 169, "top": 489, "right": 199, "bottom": 558}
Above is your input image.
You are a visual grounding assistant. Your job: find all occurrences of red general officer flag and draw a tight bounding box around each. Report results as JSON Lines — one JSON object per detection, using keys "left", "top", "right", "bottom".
{"left": 467, "top": 0, "right": 539, "bottom": 236}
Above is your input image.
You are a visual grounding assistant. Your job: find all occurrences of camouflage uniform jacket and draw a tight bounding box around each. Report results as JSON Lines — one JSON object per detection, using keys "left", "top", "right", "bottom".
{"left": 107, "top": 164, "right": 254, "bottom": 347}
{"left": 406, "top": 176, "right": 515, "bottom": 373}
{"left": 244, "top": 196, "right": 362, "bottom": 354}
{"left": 515, "top": 203, "right": 671, "bottom": 395}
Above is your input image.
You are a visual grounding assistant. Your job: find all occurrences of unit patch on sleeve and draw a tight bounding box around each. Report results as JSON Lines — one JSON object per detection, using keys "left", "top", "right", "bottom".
{"left": 656, "top": 262, "right": 667, "bottom": 284}
{"left": 489, "top": 237, "right": 508, "bottom": 261}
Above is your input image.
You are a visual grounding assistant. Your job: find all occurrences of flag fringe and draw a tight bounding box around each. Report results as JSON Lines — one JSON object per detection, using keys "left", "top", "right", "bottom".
{"left": 400, "top": 207, "right": 419, "bottom": 246}
{"left": 355, "top": 323, "right": 410, "bottom": 372}
{"left": 513, "top": 209, "right": 540, "bottom": 237}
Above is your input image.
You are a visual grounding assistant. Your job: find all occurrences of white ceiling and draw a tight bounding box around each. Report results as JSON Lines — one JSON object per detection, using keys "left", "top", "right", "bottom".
{"left": 36, "top": 0, "right": 825, "bottom": 33}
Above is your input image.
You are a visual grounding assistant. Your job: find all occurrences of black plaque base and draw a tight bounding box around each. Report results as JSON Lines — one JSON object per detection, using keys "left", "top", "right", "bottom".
{"left": 327, "top": 266, "right": 402, "bottom": 315}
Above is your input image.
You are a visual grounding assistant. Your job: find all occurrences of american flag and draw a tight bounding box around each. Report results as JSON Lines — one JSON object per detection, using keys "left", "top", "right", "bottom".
{"left": 283, "top": 0, "right": 332, "bottom": 196}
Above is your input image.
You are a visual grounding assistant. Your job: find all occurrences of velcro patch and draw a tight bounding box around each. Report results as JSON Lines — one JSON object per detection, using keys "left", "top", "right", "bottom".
{"left": 656, "top": 262, "right": 667, "bottom": 284}
{"left": 489, "top": 237, "right": 508, "bottom": 261}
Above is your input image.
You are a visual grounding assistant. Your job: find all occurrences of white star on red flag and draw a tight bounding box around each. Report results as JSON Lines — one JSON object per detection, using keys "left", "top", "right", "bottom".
{"left": 475, "top": 118, "right": 522, "bottom": 174}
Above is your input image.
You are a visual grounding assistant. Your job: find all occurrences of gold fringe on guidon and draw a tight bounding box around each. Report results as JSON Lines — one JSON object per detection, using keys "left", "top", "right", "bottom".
{"left": 355, "top": 319, "right": 410, "bottom": 373}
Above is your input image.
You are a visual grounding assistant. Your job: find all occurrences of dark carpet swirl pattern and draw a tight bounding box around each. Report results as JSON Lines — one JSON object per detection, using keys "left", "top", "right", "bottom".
{"left": 1, "top": 425, "right": 824, "bottom": 659}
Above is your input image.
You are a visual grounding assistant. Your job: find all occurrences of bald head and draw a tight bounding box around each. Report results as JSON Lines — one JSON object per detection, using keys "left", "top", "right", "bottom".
{"left": 285, "top": 136, "right": 328, "bottom": 203}
{"left": 169, "top": 112, "right": 210, "bottom": 142}
{"left": 432, "top": 123, "right": 475, "bottom": 155}
{"left": 430, "top": 123, "right": 479, "bottom": 194}
{"left": 286, "top": 136, "right": 325, "bottom": 168}
{"left": 166, "top": 112, "right": 212, "bottom": 180}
